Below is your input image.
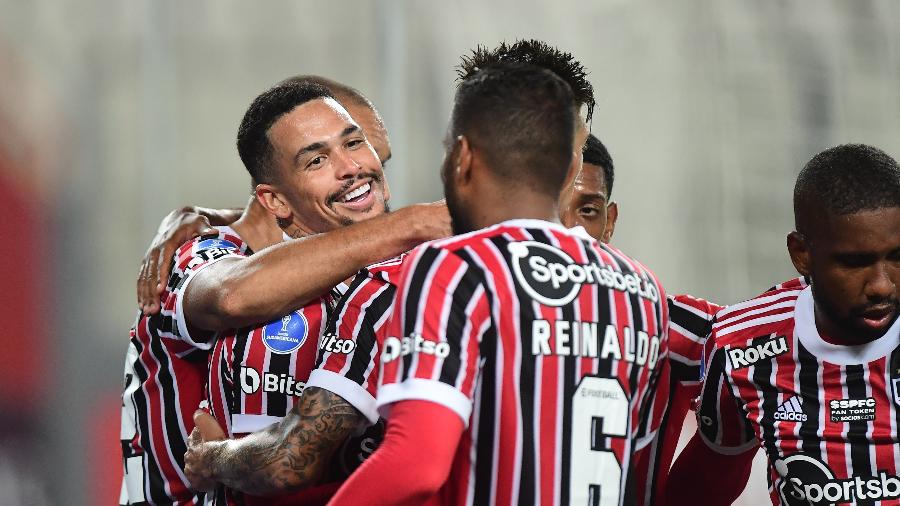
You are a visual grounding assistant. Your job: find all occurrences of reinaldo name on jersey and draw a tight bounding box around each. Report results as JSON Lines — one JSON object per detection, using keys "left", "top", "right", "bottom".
{"left": 532, "top": 320, "right": 661, "bottom": 366}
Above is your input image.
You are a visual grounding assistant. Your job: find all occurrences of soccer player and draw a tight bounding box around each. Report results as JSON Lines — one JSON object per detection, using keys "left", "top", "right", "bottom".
{"left": 120, "top": 79, "right": 449, "bottom": 505}
{"left": 668, "top": 143, "right": 900, "bottom": 505}
{"left": 559, "top": 133, "right": 618, "bottom": 243}
{"left": 328, "top": 61, "right": 669, "bottom": 505}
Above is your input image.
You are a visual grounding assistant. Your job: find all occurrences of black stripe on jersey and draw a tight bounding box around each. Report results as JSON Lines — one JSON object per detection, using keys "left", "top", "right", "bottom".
{"left": 401, "top": 247, "right": 442, "bottom": 378}
{"left": 473, "top": 319, "right": 498, "bottom": 505}
{"left": 439, "top": 248, "right": 486, "bottom": 387}
{"left": 266, "top": 351, "right": 291, "bottom": 417}
{"left": 317, "top": 273, "right": 370, "bottom": 369}
{"left": 891, "top": 348, "right": 900, "bottom": 456}
{"left": 493, "top": 232, "right": 539, "bottom": 506}
{"left": 752, "top": 345, "right": 779, "bottom": 464}
{"left": 698, "top": 349, "right": 727, "bottom": 444}
{"left": 845, "top": 363, "right": 874, "bottom": 493}
{"left": 345, "top": 286, "right": 395, "bottom": 385}
{"left": 145, "top": 329, "right": 190, "bottom": 503}
{"left": 231, "top": 328, "right": 251, "bottom": 417}
{"left": 129, "top": 336, "right": 169, "bottom": 504}
{"left": 796, "top": 342, "right": 823, "bottom": 459}
{"left": 668, "top": 298, "right": 713, "bottom": 340}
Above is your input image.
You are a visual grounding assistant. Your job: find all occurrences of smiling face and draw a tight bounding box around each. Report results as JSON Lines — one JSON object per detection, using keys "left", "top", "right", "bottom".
{"left": 789, "top": 207, "right": 900, "bottom": 343}
{"left": 259, "top": 97, "right": 388, "bottom": 234}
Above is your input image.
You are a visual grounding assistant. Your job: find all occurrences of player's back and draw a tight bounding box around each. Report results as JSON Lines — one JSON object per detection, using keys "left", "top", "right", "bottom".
{"left": 378, "top": 219, "right": 669, "bottom": 506}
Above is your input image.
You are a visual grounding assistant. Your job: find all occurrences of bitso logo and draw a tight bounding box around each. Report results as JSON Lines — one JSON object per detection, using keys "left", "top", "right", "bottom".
{"left": 508, "top": 241, "right": 658, "bottom": 307}
{"left": 262, "top": 311, "right": 309, "bottom": 354}
{"left": 320, "top": 333, "right": 357, "bottom": 355}
{"left": 381, "top": 333, "right": 450, "bottom": 363}
{"left": 727, "top": 335, "right": 788, "bottom": 369}
{"left": 776, "top": 454, "right": 900, "bottom": 504}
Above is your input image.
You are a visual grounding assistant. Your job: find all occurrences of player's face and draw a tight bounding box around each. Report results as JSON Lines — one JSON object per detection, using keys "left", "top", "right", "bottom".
{"left": 558, "top": 162, "right": 617, "bottom": 243}
{"left": 266, "top": 98, "right": 388, "bottom": 233}
{"left": 790, "top": 207, "right": 900, "bottom": 342}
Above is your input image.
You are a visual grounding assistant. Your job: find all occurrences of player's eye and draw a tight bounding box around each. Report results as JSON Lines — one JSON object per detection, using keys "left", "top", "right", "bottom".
{"left": 578, "top": 206, "right": 600, "bottom": 218}
{"left": 346, "top": 138, "right": 365, "bottom": 149}
{"left": 835, "top": 254, "right": 874, "bottom": 268}
{"left": 307, "top": 155, "right": 325, "bottom": 169}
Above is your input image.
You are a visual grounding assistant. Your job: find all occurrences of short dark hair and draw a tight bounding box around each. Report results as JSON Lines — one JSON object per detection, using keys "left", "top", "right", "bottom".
{"left": 582, "top": 133, "right": 614, "bottom": 198}
{"left": 456, "top": 39, "right": 594, "bottom": 123}
{"left": 794, "top": 143, "right": 900, "bottom": 230}
{"left": 279, "top": 75, "right": 385, "bottom": 130}
{"left": 237, "top": 81, "right": 332, "bottom": 185}
{"left": 450, "top": 63, "right": 576, "bottom": 195}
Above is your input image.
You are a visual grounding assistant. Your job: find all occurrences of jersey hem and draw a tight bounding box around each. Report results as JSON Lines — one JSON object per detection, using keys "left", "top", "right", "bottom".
{"left": 376, "top": 379, "right": 472, "bottom": 427}
{"left": 306, "top": 369, "right": 379, "bottom": 425}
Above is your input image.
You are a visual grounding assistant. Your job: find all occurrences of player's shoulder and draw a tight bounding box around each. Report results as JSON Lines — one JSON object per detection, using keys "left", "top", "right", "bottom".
{"left": 176, "top": 226, "right": 248, "bottom": 261}
{"left": 668, "top": 293, "right": 723, "bottom": 319}
{"left": 364, "top": 254, "right": 407, "bottom": 285}
{"left": 711, "top": 284, "right": 804, "bottom": 348}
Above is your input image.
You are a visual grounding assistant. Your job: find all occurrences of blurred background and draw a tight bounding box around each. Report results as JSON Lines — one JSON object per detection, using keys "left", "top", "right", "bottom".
{"left": 1, "top": 0, "right": 900, "bottom": 504}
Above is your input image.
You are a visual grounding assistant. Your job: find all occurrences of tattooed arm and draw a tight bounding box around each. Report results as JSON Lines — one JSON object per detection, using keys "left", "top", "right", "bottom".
{"left": 185, "top": 387, "right": 364, "bottom": 496}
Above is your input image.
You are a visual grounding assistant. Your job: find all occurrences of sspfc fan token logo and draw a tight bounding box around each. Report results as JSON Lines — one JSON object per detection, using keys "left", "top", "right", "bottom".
{"left": 776, "top": 453, "right": 900, "bottom": 504}
{"left": 508, "top": 240, "right": 658, "bottom": 307}
{"left": 262, "top": 311, "right": 309, "bottom": 354}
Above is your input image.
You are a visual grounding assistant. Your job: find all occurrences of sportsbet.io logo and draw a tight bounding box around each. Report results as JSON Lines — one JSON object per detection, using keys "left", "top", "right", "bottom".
{"left": 507, "top": 241, "right": 658, "bottom": 307}
{"left": 261, "top": 311, "right": 309, "bottom": 354}
{"left": 776, "top": 454, "right": 900, "bottom": 504}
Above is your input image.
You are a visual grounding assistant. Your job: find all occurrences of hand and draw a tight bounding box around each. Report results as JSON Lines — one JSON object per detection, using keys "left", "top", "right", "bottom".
{"left": 184, "top": 410, "right": 227, "bottom": 492}
{"left": 137, "top": 207, "right": 217, "bottom": 314}
{"left": 409, "top": 200, "right": 452, "bottom": 243}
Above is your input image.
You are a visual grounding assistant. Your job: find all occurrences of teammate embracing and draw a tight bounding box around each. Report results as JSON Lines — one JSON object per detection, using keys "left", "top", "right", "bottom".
{"left": 669, "top": 143, "right": 900, "bottom": 505}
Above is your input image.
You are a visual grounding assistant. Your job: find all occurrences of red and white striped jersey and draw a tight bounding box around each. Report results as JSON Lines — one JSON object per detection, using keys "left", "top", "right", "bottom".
{"left": 697, "top": 284, "right": 900, "bottom": 505}
{"left": 376, "top": 219, "right": 669, "bottom": 506}
{"left": 122, "top": 227, "right": 249, "bottom": 505}
{"left": 205, "top": 286, "right": 343, "bottom": 506}
{"left": 307, "top": 255, "right": 405, "bottom": 426}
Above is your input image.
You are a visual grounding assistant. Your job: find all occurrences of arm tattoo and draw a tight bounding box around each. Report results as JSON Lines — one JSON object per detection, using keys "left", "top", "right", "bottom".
{"left": 211, "top": 387, "right": 363, "bottom": 496}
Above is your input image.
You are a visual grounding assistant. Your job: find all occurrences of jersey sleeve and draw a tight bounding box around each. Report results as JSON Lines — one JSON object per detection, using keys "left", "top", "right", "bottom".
{"left": 161, "top": 235, "right": 245, "bottom": 350}
{"left": 695, "top": 337, "right": 758, "bottom": 454}
{"left": 307, "top": 271, "right": 396, "bottom": 425}
{"left": 667, "top": 295, "right": 723, "bottom": 389}
{"left": 375, "top": 245, "right": 492, "bottom": 427}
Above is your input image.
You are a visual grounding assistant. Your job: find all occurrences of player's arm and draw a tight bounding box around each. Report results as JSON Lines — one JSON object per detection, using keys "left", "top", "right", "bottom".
{"left": 185, "top": 387, "right": 365, "bottom": 496}
{"left": 182, "top": 201, "right": 450, "bottom": 332}
{"left": 329, "top": 400, "right": 464, "bottom": 505}
{"left": 137, "top": 200, "right": 249, "bottom": 314}
{"left": 665, "top": 342, "right": 757, "bottom": 506}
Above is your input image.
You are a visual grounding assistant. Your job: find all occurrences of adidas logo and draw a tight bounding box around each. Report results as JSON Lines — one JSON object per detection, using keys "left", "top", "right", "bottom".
{"left": 774, "top": 396, "right": 808, "bottom": 422}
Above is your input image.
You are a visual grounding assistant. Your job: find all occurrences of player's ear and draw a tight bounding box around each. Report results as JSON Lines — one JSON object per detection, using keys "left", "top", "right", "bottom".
{"left": 255, "top": 184, "right": 292, "bottom": 221}
{"left": 602, "top": 201, "right": 618, "bottom": 243}
{"left": 787, "top": 231, "right": 811, "bottom": 277}
{"left": 455, "top": 135, "right": 474, "bottom": 185}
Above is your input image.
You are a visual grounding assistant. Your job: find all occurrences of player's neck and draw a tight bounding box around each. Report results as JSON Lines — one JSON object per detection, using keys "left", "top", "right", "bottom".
{"left": 468, "top": 186, "right": 561, "bottom": 231}
{"left": 230, "top": 197, "right": 284, "bottom": 252}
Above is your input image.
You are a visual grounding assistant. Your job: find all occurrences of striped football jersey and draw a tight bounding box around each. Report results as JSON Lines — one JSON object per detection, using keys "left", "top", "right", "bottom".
{"left": 122, "top": 227, "right": 249, "bottom": 505}
{"left": 698, "top": 284, "right": 900, "bottom": 505}
{"left": 376, "top": 219, "right": 669, "bottom": 506}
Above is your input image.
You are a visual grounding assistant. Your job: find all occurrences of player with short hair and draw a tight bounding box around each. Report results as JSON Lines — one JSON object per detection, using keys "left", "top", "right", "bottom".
{"left": 330, "top": 61, "right": 669, "bottom": 506}
{"left": 668, "top": 143, "right": 900, "bottom": 505}
{"left": 120, "top": 77, "right": 449, "bottom": 505}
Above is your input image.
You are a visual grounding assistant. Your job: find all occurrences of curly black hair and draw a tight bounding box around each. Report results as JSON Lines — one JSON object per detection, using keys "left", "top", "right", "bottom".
{"left": 456, "top": 39, "right": 595, "bottom": 123}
